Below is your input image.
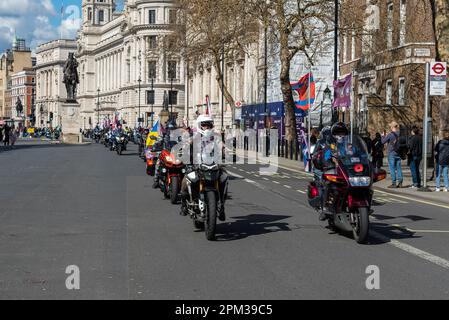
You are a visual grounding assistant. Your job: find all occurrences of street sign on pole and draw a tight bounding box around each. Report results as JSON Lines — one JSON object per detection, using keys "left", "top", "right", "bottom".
{"left": 420, "top": 63, "right": 431, "bottom": 191}
{"left": 430, "top": 62, "right": 447, "bottom": 96}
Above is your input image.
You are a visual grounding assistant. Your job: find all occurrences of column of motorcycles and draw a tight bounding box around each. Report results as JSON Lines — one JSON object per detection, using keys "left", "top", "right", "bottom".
{"left": 98, "top": 120, "right": 387, "bottom": 245}
{"left": 142, "top": 116, "right": 229, "bottom": 241}
{"left": 97, "top": 126, "right": 133, "bottom": 156}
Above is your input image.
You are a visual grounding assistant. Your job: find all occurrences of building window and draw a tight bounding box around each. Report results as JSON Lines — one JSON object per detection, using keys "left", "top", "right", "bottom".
{"left": 169, "top": 10, "right": 177, "bottom": 24}
{"left": 168, "top": 61, "right": 177, "bottom": 79}
{"left": 399, "top": 0, "right": 407, "bottom": 46}
{"left": 148, "top": 36, "right": 157, "bottom": 49}
{"left": 148, "top": 61, "right": 157, "bottom": 79}
{"left": 386, "top": 79, "right": 393, "bottom": 105}
{"left": 146, "top": 90, "right": 155, "bottom": 105}
{"left": 149, "top": 10, "right": 156, "bottom": 24}
{"left": 169, "top": 91, "right": 178, "bottom": 105}
{"left": 88, "top": 8, "right": 92, "bottom": 22}
{"left": 99, "top": 10, "right": 104, "bottom": 23}
{"left": 399, "top": 77, "right": 406, "bottom": 105}
{"left": 387, "top": 4, "right": 394, "bottom": 49}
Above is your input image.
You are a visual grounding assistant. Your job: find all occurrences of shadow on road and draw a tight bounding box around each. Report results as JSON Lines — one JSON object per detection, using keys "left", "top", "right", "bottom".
{"left": 368, "top": 222, "right": 422, "bottom": 245}
{"left": 215, "top": 214, "right": 292, "bottom": 241}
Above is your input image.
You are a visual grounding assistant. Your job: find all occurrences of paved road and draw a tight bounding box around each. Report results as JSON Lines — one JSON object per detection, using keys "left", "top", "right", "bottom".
{"left": 1, "top": 140, "right": 449, "bottom": 299}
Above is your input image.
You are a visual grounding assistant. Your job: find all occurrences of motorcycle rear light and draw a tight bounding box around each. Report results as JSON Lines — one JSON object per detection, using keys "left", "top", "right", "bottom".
{"left": 310, "top": 186, "right": 319, "bottom": 198}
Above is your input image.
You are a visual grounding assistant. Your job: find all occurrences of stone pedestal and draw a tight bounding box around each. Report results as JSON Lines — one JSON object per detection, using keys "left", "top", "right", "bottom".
{"left": 61, "top": 102, "right": 82, "bottom": 144}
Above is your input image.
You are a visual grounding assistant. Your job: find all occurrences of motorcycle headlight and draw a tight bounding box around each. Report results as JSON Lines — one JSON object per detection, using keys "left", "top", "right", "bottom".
{"left": 349, "top": 177, "right": 371, "bottom": 187}
{"left": 120, "top": 137, "right": 125, "bottom": 141}
{"left": 162, "top": 168, "right": 167, "bottom": 173}
{"left": 165, "top": 156, "right": 173, "bottom": 163}
{"left": 181, "top": 168, "right": 186, "bottom": 174}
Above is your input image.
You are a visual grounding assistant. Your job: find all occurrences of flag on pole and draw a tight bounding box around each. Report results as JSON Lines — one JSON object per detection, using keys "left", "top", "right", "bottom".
{"left": 291, "top": 72, "right": 316, "bottom": 111}
{"left": 333, "top": 74, "right": 352, "bottom": 109}
{"left": 146, "top": 120, "right": 160, "bottom": 147}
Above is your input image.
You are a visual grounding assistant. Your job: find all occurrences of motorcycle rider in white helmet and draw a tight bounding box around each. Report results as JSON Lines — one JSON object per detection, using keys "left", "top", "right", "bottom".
{"left": 179, "top": 114, "right": 228, "bottom": 221}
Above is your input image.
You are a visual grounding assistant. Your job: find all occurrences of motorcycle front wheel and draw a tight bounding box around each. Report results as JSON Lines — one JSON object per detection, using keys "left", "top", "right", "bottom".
{"left": 117, "top": 145, "right": 122, "bottom": 155}
{"left": 205, "top": 191, "right": 218, "bottom": 241}
{"left": 353, "top": 207, "right": 370, "bottom": 244}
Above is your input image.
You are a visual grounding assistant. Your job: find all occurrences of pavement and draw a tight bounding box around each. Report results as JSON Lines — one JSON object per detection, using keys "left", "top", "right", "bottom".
{"left": 1, "top": 140, "right": 449, "bottom": 300}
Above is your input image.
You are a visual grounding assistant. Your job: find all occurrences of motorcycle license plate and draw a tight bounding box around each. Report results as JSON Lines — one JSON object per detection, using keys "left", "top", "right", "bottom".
{"left": 350, "top": 157, "right": 360, "bottom": 163}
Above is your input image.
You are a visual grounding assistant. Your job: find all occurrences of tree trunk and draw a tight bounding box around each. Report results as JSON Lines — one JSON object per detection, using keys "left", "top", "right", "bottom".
{"left": 213, "top": 52, "right": 236, "bottom": 125}
{"left": 279, "top": 30, "right": 297, "bottom": 157}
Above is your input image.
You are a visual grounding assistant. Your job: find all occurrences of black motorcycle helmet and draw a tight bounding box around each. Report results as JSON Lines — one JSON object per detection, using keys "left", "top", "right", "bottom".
{"left": 331, "top": 122, "right": 349, "bottom": 137}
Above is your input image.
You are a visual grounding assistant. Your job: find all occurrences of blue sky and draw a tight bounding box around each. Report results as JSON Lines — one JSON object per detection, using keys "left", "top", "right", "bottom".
{"left": 0, "top": 0, "right": 124, "bottom": 53}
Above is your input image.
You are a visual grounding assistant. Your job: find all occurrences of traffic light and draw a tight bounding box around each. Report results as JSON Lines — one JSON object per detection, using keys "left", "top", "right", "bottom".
{"left": 49, "top": 112, "right": 54, "bottom": 121}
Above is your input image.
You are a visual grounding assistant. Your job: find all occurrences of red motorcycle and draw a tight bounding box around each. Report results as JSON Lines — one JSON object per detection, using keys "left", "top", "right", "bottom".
{"left": 308, "top": 135, "right": 386, "bottom": 244}
{"left": 157, "top": 147, "right": 186, "bottom": 204}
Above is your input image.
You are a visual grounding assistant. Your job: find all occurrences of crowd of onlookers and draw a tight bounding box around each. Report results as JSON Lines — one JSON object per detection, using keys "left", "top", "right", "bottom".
{"left": 374, "top": 121, "right": 449, "bottom": 192}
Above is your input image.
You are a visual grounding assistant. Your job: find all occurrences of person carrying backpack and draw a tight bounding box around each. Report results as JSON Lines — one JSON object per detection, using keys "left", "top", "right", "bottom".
{"left": 382, "top": 121, "right": 406, "bottom": 188}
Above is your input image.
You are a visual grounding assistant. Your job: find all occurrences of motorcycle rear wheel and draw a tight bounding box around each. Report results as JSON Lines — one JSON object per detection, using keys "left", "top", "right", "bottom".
{"left": 205, "top": 191, "right": 218, "bottom": 241}
{"left": 353, "top": 207, "right": 370, "bottom": 244}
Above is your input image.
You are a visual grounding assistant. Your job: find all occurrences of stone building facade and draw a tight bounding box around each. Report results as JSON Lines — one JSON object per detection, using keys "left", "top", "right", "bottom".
{"left": 339, "top": 0, "right": 436, "bottom": 135}
{"left": 76, "top": 0, "right": 185, "bottom": 129}
{"left": 0, "top": 38, "right": 32, "bottom": 120}
{"left": 9, "top": 69, "right": 36, "bottom": 127}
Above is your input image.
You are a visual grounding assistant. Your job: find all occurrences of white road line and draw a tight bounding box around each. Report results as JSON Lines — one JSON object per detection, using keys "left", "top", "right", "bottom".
{"left": 273, "top": 181, "right": 280, "bottom": 184}
{"left": 283, "top": 185, "right": 292, "bottom": 189}
{"left": 374, "top": 189, "right": 449, "bottom": 210}
{"left": 371, "top": 231, "right": 449, "bottom": 270}
{"left": 263, "top": 177, "right": 269, "bottom": 181}
{"left": 297, "top": 190, "right": 306, "bottom": 194}
{"left": 391, "top": 224, "right": 449, "bottom": 234}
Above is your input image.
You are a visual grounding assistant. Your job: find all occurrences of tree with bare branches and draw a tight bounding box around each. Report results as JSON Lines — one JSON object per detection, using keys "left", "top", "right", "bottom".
{"left": 249, "top": 0, "right": 334, "bottom": 155}
{"left": 172, "top": 0, "right": 258, "bottom": 121}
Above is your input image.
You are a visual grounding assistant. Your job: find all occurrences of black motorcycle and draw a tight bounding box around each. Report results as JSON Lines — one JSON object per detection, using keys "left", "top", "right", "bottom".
{"left": 114, "top": 133, "right": 128, "bottom": 155}
{"left": 184, "top": 163, "right": 228, "bottom": 241}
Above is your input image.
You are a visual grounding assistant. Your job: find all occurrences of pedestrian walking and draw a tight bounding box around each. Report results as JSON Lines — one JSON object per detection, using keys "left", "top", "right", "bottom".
{"left": 372, "top": 132, "right": 384, "bottom": 169}
{"left": 435, "top": 134, "right": 449, "bottom": 192}
{"left": 4, "top": 124, "right": 10, "bottom": 146}
{"left": 408, "top": 126, "right": 422, "bottom": 188}
{"left": 382, "top": 121, "right": 407, "bottom": 188}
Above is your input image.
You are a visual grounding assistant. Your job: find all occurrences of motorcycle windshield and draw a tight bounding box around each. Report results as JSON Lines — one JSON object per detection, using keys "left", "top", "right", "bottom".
{"left": 332, "top": 136, "right": 370, "bottom": 177}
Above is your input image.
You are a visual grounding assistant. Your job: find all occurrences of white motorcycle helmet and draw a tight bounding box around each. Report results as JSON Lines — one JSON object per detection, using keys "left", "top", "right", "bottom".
{"left": 196, "top": 114, "right": 215, "bottom": 137}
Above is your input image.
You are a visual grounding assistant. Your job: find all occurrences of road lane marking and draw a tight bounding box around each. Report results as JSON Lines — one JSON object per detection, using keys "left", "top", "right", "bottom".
{"left": 297, "top": 190, "right": 306, "bottom": 194}
{"left": 283, "top": 185, "right": 292, "bottom": 189}
{"left": 390, "top": 224, "right": 449, "bottom": 234}
{"left": 273, "top": 181, "right": 280, "bottom": 184}
{"left": 375, "top": 189, "right": 449, "bottom": 210}
{"left": 371, "top": 231, "right": 449, "bottom": 270}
